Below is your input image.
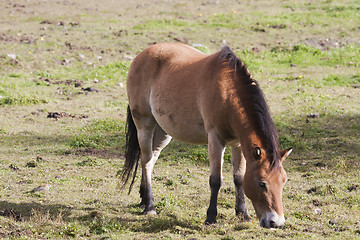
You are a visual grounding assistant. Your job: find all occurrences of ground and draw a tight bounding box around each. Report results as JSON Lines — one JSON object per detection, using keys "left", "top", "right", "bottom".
{"left": 0, "top": 0, "right": 359, "bottom": 239}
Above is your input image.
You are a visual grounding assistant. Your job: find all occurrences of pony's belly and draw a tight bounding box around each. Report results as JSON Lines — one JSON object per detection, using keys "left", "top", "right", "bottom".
{"left": 152, "top": 111, "right": 208, "bottom": 145}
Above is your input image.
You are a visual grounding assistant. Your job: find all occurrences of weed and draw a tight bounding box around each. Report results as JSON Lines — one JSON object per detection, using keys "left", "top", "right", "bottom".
{"left": 0, "top": 94, "right": 48, "bottom": 106}
{"left": 69, "top": 134, "right": 109, "bottom": 148}
{"left": 307, "top": 185, "right": 337, "bottom": 196}
{"left": 81, "top": 119, "right": 124, "bottom": 133}
{"left": 155, "top": 196, "right": 177, "bottom": 210}
{"left": 8, "top": 73, "right": 22, "bottom": 78}
{"left": 76, "top": 156, "right": 105, "bottom": 167}
{"left": 320, "top": 74, "right": 360, "bottom": 87}
{"left": 26, "top": 161, "right": 37, "bottom": 168}
{"left": 81, "top": 62, "right": 130, "bottom": 85}
{"left": 89, "top": 217, "right": 126, "bottom": 235}
{"left": 133, "top": 18, "right": 192, "bottom": 31}
{"left": 292, "top": 211, "right": 311, "bottom": 221}
{"left": 61, "top": 223, "right": 80, "bottom": 238}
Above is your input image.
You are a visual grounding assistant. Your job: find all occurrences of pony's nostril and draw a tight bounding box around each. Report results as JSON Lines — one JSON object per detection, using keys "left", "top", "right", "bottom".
{"left": 269, "top": 220, "right": 276, "bottom": 228}
{"left": 260, "top": 219, "right": 265, "bottom": 228}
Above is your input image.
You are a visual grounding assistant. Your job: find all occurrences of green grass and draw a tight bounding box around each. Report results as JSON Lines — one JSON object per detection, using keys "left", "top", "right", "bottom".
{"left": 238, "top": 44, "right": 360, "bottom": 73}
{"left": 0, "top": 0, "right": 359, "bottom": 239}
{"left": 0, "top": 94, "right": 48, "bottom": 106}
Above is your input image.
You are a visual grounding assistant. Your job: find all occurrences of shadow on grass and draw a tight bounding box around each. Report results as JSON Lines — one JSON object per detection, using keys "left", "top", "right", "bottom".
{"left": 92, "top": 213, "right": 201, "bottom": 234}
{"left": 0, "top": 132, "right": 125, "bottom": 160}
{"left": 276, "top": 113, "right": 360, "bottom": 171}
{"left": 2, "top": 113, "right": 357, "bottom": 166}
{"left": 0, "top": 201, "right": 72, "bottom": 221}
{"left": 135, "top": 213, "right": 202, "bottom": 233}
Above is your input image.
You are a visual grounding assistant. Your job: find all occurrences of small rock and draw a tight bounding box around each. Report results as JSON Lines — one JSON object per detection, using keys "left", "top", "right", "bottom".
{"left": 33, "top": 184, "right": 51, "bottom": 192}
{"left": 312, "top": 199, "right": 320, "bottom": 206}
{"left": 307, "top": 113, "right": 319, "bottom": 118}
{"left": 123, "top": 54, "right": 134, "bottom": 61}
{"left": 16, "top": 180, "right": 32, "bottom": 184}
{"left": 329, "top": 220, "right": 338, "bottom": 226}
{"left": 7, "top": 54, "right": 17, "bottom": 60}
{"left": 47, "top": 112, "right": 59, "bottom": 119}
{"left": 69, "top": 21, "right": 80, "bottom": 27}
{"left": 9, "top": 164, "right": 20, "bottom": 171}
{"left": 82, "top": 87, "right": 98, "bottom": 92}
{"left": 355, "top": 221, "right": 360, "bottom": 228}
{"left": 61, "top": 59, "right": 70, "bottom": 65}
{"left": 313, "top": 208, "right": 321, "bottom": 215}
{"left": 348, "top": 185, "right": 358, "bottom": 191}
{"left": 40, "top": 20, "right": 54, "bottom": 24}
{"left": 26, "top": 161, "right": 36, "bottom": 168}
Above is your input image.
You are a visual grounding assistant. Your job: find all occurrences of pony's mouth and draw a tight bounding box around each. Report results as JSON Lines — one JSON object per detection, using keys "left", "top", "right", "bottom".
{"left": 259, "top": 212, "right": 285, "bottom": 229}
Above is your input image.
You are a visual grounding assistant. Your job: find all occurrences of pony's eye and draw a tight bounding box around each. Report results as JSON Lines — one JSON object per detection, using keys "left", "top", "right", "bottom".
{"left": 258, "top": 181, "right": 267, "bottom": 189}
{"left": 253, "top": 147, "right": 262, "bottom": 160}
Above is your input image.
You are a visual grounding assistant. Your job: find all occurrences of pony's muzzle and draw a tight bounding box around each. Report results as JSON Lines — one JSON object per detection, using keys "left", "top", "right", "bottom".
{"left": 260, "top": 212, "right": 285, "bottom": 229}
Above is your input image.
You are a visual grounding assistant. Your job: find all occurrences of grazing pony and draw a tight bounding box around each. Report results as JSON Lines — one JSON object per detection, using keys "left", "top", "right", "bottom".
{"left": 122, "top": 43, "right": 291, "bottom": 228}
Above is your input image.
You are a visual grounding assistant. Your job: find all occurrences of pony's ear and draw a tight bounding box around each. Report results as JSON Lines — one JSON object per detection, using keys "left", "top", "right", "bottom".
{"left": 279, "top": 148, "right": 292, "bottom": 162}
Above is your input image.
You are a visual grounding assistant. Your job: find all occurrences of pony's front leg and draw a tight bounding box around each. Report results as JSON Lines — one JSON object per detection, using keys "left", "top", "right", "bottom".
{"left": 231, "top": 145, "right": 250, "bottom": 221}
{"left": 205, "top": 130, "right": 225, "bottom": 224}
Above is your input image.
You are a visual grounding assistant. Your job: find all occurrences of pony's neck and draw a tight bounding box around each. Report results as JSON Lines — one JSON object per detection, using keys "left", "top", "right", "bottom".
{"left": 219, "top": 72, "right": 267, "bottom": 161}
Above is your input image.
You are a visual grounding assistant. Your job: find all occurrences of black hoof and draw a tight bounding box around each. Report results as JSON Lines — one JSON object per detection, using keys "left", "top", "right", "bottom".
{"left": 236, "top": 210, "right": 251, "bottom": 221}
{"left": 205, "top": 218, "right": 217, "bottom": 225}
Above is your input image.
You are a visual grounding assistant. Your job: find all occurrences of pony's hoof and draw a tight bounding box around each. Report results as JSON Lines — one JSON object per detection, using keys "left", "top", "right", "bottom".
{"left": 205, "top": 219, "right": 217, "bottom": 225}
{"left": 144, "top": 210, "right": 157, "bottom": 215}
{"left": 236, "top": 211, "right": 251, "bottom": 222}
{"left": 240, "top": 214, "right": 251, "bottom": 222}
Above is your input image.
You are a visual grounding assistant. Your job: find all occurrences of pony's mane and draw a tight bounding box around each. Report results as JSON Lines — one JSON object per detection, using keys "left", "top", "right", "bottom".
{"left": 219, "top": 46, "right": 280, "bottom": 168}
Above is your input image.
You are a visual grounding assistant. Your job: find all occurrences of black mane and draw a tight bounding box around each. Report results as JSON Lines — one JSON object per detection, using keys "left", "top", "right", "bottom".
{"left": 219, "top": 46, "right": 280, "bottom": 168}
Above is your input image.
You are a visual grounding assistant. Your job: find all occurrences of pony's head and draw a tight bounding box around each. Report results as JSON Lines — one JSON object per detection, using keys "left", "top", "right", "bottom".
{"left": 243, "top": 147, "right": 292, "bottom": 228}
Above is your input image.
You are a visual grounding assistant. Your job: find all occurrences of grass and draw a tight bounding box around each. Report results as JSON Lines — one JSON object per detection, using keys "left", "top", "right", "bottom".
{"left": 0, "top": 0, "right": 359, "bottom": 239}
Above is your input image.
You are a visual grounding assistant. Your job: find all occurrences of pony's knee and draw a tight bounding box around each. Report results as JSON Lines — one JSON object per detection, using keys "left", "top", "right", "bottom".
{"left": 233, "top": 174, "right": 244, "bottom": 188}
{"left": 209, "top": 175, "right": 223, "bottom": 190}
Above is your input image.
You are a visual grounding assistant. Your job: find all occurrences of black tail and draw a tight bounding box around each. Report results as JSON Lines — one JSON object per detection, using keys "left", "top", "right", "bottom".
{"left": 121, "top": 105, "right": 141, "bottom": 194}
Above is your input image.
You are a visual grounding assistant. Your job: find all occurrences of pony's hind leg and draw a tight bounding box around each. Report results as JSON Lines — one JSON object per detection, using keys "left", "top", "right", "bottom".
{"left": 231, "top": 144, "right": 250, "bottom": 221}
{"left": 138, "top": 124, "right": 171, "bottom": 214}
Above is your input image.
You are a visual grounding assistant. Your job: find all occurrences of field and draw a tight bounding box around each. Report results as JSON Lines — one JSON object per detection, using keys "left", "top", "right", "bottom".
{"left": 0, "top": 0, "right": 359, "bottom": 239}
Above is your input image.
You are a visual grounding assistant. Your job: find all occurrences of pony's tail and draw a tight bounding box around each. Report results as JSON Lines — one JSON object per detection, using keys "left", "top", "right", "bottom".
{"left": 121, "top": 105, "right": 141, "bottom": 194}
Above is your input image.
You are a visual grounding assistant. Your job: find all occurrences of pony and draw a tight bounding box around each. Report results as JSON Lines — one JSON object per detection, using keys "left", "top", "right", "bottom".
{"left": 121, "top": 43, "right": 292, "bottom": 228}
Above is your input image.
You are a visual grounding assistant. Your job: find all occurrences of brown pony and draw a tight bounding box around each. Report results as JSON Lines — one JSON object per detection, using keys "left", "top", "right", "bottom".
{"left": 121, "top": 43, "right": 292, "bottom": 228}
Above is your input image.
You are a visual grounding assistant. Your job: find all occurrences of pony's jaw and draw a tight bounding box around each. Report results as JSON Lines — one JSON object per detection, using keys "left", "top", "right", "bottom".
{"left": 259, "top": 211, "right": 285, "bottom": 229}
